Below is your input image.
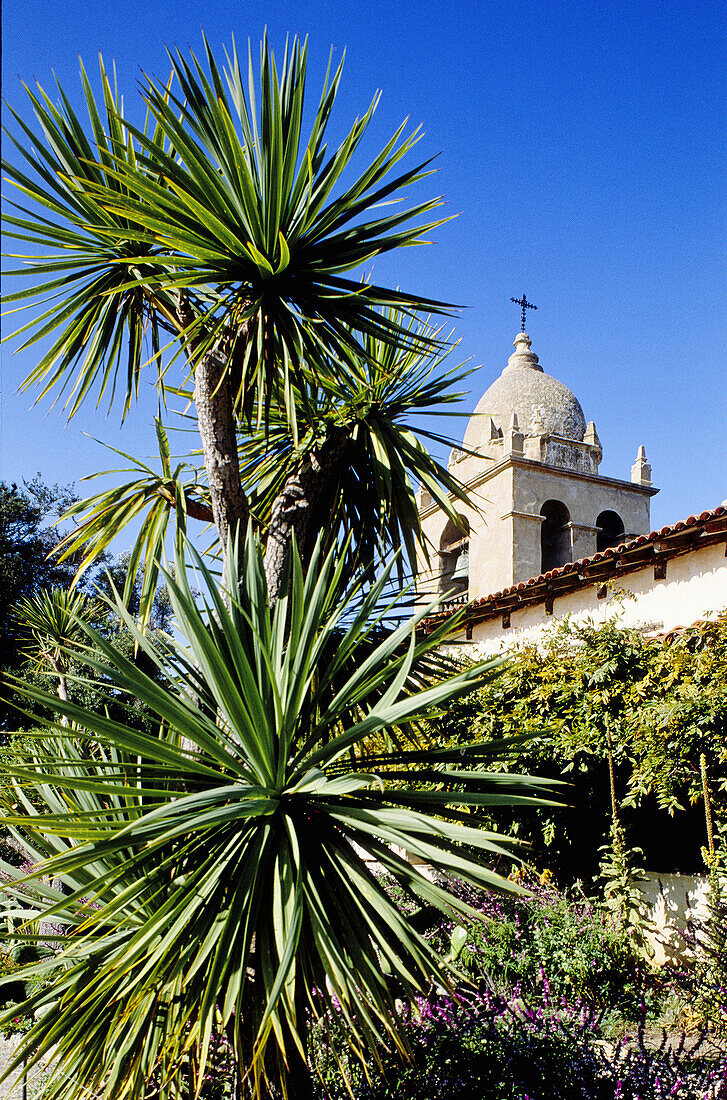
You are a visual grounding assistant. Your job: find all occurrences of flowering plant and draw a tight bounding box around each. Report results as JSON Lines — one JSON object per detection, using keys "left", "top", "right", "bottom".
{"left": 312, "top": 987, "right": 726, "bottom": 1099}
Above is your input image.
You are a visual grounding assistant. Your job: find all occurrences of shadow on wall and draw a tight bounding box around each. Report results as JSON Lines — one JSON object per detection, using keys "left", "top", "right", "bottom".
{"left": 597, "top": 509, "right": 625, "bottom": 551}
{"left": 638, "top": 872, "right": 721, "bottom": 967}
{"left": 541, "top": 499, "right": 571, "bottom": 572}
{"left": 440, "top": 515, "right": 469, "bottom": 598}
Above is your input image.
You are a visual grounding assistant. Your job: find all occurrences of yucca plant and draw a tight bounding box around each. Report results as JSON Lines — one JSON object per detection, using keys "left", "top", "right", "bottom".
{"left": 243, "top": 311, "right": 475, "bottom": 601}
{"left": 14, "top": 588, "right": 105, "bottom": 720}
{"left": 59, "top": 309, "right": 475, "bottom": 615}
{"left": 0, "top": 532, "right": 557, "bottom": 1099}
{"left": 3, "top": 35, "right": 458, "bottom": 590}
{"left": 53, "top": 418, "right": 214, "bottom": 631}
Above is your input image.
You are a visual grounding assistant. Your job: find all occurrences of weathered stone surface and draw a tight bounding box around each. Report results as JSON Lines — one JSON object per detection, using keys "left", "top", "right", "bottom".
{"left": 0, "top": 1035, "right": 57, "bottom": 1097}
{"left": 418, "top": 328, "right": 657, "bottom": 602}
{"left": 1, "top": 1036, "right": 33, "bottom": 1097}
{"left": 631, "top": 443, "right": 653, "bottom": 485}
{"left": 462, "top": 332, "right": 588, "bottom": 454}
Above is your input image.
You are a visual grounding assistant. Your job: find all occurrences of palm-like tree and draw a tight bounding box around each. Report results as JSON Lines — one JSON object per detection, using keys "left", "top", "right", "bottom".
{"left": 0, "top": 534, "right": 556, "bottom": 1099}
{"left": 53, "top": 419, "right": 213, "bottom": 631}
{"left": 14, "top": 588, "right": 97, "bottom": 716}
{"left": 249, "top": 312, "right": 475, "bottom": 600}
{"left": 3, "top": 36, "right": 460, "bottom": 592}
{"left": 1, "top": 36, "right": 545, "bottom": 1100}
{"left": 56, "top": 311, "right": 475, "bottom": 615}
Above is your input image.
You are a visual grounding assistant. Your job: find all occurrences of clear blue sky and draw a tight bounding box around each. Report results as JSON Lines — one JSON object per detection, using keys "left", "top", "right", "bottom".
{"left": 2, "top": 0, "right": 725, "bottom": 531}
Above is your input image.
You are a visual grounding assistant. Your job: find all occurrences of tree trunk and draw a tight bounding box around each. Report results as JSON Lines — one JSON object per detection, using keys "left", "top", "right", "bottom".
{"left": 51, "top": 657, "right": 69, "bottom": 727}
{"left": 263, "top": 429, "right": 350, "bottom": 606}
{"left": 194, "top": 348, "right": 248, "bottom": 570}
{"left": 284, "top": 994, "right": 314, "bottom": 1100}
{"left": 177, "top": 291, "right": 248, "bottom": 577}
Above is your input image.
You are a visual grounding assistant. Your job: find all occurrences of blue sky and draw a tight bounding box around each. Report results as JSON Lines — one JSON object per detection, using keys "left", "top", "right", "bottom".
{"left": 2, "top": 0, "right": 725, "bottom": 531}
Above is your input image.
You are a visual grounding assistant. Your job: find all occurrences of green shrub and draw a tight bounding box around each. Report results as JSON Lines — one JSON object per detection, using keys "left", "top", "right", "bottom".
{"left": 453, "top": 876, "right": 647, "bottom": 1018}
{"left": 312, "top": 993, "right": 725, "bottom": 1100}
{"left": 427, "top": 614, "right": 727, "bottom": 880}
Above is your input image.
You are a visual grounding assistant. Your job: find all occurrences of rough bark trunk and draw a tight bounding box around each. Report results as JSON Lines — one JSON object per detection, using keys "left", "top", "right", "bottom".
{"left": 194, "top": 348, "right": 248, "bottom": 569}
{"left": 51, "top": 657, "right": 69, "bottom": 727}
{"left": 263, "top": 429, "right": 350, "bottom": 606}
{"left": 177, "top": 292, "right": 248, "bottom": 576}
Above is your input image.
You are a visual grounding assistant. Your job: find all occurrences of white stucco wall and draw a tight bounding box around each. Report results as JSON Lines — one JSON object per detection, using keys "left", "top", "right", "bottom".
{"left": 457, "top": 540, "right": 727, "bottom": 657}
{"left": 637, "top": 872, "right": 727, "bottom": 968}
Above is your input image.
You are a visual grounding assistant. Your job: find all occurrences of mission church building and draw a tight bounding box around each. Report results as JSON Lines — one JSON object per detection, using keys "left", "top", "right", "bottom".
{"left": 417, "top": 299, "right": 727, "bottom": 648}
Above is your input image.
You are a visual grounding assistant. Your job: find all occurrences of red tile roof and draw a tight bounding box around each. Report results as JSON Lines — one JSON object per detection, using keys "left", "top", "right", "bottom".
{"left": 426, "top": 504, "right": 727, "bottom": 630}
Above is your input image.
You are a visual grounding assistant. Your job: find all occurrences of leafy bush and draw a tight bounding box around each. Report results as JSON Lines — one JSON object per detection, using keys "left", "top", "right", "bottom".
{"left": 450, "top": 875, "right": 647, "bottom": 1018}
{"left": 0, "top": 947, "right": 36, "bottom": 1038}
{"left": 312, "top": 990, "right": 726, "bottom": 1100}
{"left": 310, "top": 876, "right": 727, "bottom": 1098}
{"left": 428, "top": 613, "right": 727, "bottom": 880}
{"left": 596, "top": 821, "right": 652, "bottom": 949}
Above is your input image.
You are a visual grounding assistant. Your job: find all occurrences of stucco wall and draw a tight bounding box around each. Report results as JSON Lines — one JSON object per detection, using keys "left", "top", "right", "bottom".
{"left": 638, "top": 872, "right": 722, "bottom": 968}
{"left": 457, "top": 540, "right": 727, "bottom": 657}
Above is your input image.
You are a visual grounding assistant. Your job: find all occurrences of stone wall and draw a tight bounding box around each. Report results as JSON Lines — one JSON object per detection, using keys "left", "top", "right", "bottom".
{"left": 417, "top": 455, "right": 655, "bottom": 603}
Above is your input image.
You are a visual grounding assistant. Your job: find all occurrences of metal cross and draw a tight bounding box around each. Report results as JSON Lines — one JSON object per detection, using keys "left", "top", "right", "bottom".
{"left": 510, "top": 293, "right": 537, "bottom": 331}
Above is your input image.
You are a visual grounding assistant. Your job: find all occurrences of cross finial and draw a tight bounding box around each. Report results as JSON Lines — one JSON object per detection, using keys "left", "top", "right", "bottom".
{"left": 510, "top": 293, "right": 537, "bottom": 332}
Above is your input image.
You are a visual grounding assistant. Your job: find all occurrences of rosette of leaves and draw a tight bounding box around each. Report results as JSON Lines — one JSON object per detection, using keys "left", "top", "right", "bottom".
{"left": 0, "top": 532, "right": 557, "bottom": 1099}
{"left": 3, "top": 35, "right": 461, "bottom": 590}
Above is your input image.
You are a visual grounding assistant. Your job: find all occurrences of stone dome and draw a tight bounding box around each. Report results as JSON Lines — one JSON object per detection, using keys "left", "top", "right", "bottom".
{"left": 463, "top": 332, "right": 587, "bottom": 451}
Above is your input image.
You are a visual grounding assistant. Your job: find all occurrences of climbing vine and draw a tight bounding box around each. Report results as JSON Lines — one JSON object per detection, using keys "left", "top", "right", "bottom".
{"left": 430, "top": 611, "right": 727, "bottom": 879}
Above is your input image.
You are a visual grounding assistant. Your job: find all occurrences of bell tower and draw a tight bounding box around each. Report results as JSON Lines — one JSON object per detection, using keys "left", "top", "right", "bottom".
{"left": 417, "top": 315, "right": 658, "bottom": 604}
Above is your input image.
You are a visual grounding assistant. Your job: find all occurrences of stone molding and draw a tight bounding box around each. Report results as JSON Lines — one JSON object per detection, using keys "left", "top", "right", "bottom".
{"left": 418, "top": 455, "right": 659, "bottom": 518}
{"left": 500, "top": 510, "right": 545, "bottom": 523}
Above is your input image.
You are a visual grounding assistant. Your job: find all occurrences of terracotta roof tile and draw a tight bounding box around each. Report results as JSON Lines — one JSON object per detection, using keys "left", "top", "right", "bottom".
{"left": 425, "top": 503, "right": 727, "bottom": 629}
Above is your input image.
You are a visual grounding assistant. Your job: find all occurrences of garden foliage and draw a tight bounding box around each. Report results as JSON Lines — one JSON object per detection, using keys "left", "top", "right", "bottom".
{"left": 2, "top": 23, "right": 725, "bottom": 1098}
{"left": 430, "top": 613, "right": 727, "bottom": 878}
{"left": 0, "top": 533, "right": 556, "bottom": 1099}
{"left": 311, "top": 876, "right": 727, "bottom": 1100}
{"left": 313, "top": 990, "right": 727, "bottom": 1100}
{"left": 0, "top": 481, "right": 80, "bottom": 727}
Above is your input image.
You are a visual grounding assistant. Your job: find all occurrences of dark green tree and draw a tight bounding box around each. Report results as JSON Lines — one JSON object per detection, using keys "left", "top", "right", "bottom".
{"left": 0, "top": 480, "right": 81, "bottom": 726}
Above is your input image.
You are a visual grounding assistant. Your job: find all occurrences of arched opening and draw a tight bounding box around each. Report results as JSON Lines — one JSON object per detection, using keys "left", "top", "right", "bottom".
{"left": 596, "top": 510, "right": 625, "bottom": 552}
{"left": 439, "top": 516, "right": 469, "bottom": 598}
{"left": 540, "top": 500, "right": 571, "bottom": 572}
